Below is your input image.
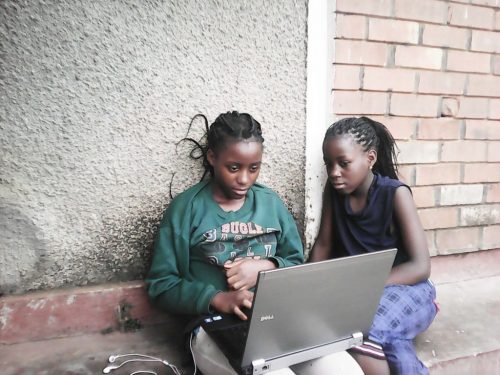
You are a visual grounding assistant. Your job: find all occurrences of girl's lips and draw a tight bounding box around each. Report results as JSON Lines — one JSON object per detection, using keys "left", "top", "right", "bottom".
{"left": 233, "top": 188, "right": 248, "bottom": 196}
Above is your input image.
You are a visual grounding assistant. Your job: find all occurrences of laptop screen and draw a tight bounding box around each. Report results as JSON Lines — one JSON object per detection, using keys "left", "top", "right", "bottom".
{"left": 241, "top": 249, "right": 397, "bottom": 368}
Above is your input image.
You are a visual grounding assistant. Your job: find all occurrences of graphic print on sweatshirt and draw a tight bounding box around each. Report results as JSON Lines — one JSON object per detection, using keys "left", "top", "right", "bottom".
{"left": 195, "top": 221, "right": 279, "bottom": 265}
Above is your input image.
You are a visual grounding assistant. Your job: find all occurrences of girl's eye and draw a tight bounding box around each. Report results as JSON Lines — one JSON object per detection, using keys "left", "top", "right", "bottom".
{"left": 229, "top": 165, "right": 239, "bottom": 172}
{"left": 250, "top": 165, "right": 260, "bottom": 172}
{"left": 339, "top": 161, "right": 349, "bottom": 168}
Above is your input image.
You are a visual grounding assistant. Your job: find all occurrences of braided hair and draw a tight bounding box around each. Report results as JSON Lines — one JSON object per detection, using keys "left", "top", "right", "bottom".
{"left": 182, "top": 111, "right": 264, "bottom": 180}
{"left": 323, "top": 117, "right": 399, "bottom": 179}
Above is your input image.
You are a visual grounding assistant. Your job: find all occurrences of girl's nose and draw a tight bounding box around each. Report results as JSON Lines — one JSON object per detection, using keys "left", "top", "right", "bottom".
{"left": 330, "top": 165, "right": 341, "bottom": 178}
{"left": 237, "top": 171, "right": 249, "bottom": 185}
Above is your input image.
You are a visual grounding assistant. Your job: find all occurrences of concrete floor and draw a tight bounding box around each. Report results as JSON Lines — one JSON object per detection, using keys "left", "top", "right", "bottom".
{"left": 1, "top": 324, "right": 194, "bottom": 375}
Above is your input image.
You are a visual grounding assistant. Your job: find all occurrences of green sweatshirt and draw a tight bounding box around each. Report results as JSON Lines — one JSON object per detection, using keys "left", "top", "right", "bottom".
{"left": 146, "top": 180, "right": 304, "bottom": 315}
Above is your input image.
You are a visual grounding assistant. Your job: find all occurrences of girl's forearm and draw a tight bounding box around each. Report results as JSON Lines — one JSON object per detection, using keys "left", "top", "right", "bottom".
{"left": 386, "top": 260, "right": 430, "bottom": 285}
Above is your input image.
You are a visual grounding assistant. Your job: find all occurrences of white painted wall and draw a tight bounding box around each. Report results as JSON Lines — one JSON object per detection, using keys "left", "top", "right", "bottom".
{"left": 304, "top": 0, "right": 335, "bottom": 254}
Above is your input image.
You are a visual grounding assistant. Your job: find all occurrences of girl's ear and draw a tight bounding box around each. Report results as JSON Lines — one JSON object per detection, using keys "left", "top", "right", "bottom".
{"left": 368, "top": 149, "right": 377, "bottom": 169}
{"left": 207, "top": 149, "right": 216, "bottom": 167}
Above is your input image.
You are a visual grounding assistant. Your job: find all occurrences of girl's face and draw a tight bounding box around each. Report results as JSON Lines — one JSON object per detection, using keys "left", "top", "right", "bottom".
{"left": 323, "top": 135, "right": 376, "bottom": 195}
{"left": 208, "top": 140, "right": 263, "bottom": 202}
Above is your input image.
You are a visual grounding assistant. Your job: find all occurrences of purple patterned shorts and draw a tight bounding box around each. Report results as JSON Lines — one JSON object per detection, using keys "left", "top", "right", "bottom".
{"left": 351, "top": 279, "right": 437, "bottom": 375}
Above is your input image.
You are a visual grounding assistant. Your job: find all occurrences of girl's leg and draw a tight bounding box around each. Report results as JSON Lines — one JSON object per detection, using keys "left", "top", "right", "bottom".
{"left": 368, "top": 280, "right": 437, "bottom": 375}
{"left": 191, "top": 327, "right": 296, "bottom": 375}
{"left": 384, "top": 339, "right": 429, "bottom": 375}
{"left": 350, "top": 352, "right": 389, "bottom": 375}
{"left": 290, "top": 350, "right": 364, "bottom": 375}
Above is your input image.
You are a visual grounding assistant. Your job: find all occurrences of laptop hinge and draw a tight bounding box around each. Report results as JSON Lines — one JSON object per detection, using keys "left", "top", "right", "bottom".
{"left": 251, "top": 332, "right": 363, "bottom": 375}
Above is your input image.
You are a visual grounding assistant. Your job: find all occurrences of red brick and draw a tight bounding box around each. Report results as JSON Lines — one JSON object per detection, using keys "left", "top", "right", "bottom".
{"left": 422, "top": 24, "right": 469, "bottom": 49}
{"left": 334, "top": 65, "right": 361, "bottom": 90}
{"left": 435, "top": 227, "right": 481, "bottom": 254}
{"left": 412, "top": 186, "right": 436, "bottom": 207}
{"left": 494, "top": 55, "right": 500, "bottom": 75}
{"left": 488, "top": 141, "right": 500, "bottom": 161}
{"left": 447, "top": 50, "right": 491, "bottom": 74}
{"left": 441, "top": 140, "right": 487, "bottom": 162}
{"left": 460, "top": 204, "right": 500, "bottom": 226}
{"left": 397, "top": 140, "right": 440, "bottom": 164}
{"left": 426, "top": 230, "right": 437, "bottom": 257}
{"left": 418, "top": 71, "right": 466, "bottom": 95}
{"left": 441, "top": 97, "right": 460, "bottom": 117}
{"left": 431, "top": 247, "right": 500, "bottom": 282}
{"left": 464, "top": 163, "right": 500, "bottom": 183}
{"left": 419, "top": 207, "right": 458, "bottom": 230}
{"left": 471, "top": 30, "right": 500, "bottom": 53}
{"left": 448, "top": 3, "right": 495, "bottom": 29}
{"left": 395, "top": 46, "right": 443, "bottom": 70}
{"left": 486, "top": 183, "right": 500, "bottom": 202}
{"left": 465, "top": 119, "right": 500, "bottom": 140}
{"left": 490, "top": 99, "right": 500, "bottom": 119}
{"left": 363, "top": 67, "right": 415, "bottom": 92}
{"left": 397, "top": 164, "right": 415, "bottom": 184}
{"left": 467, "top": 74, "right": 500, "bottom": 97}
{"left": 418, "top": 118, "right": 461, "bottom": 140}
{"left": 394, "top": 0, "right": 448, "bottom": 24}
{"left": 336, "top": 14, "right": 366, "bottom": 39}
{"left": 440, "top": 184, "right": 484, "bottom": 205}
{"left": 457, "top": 97, "right": 490, "bottom": 119}
{"left": 336, "top": 0, "right": 392, "bottom": 17}
{"left": 333, "top": 90, "right": 387, "bottom": 115}
{"left": 471, "top": 0, "right": 500, "bottom": 6}
{"left": 390, "top": 93, "right": 440, "bottom": 117}
{"left": 483, "top": 225, "right": 500, "bottom": 250}
{"left": 415, "top": 163, "right": 461, "bottom": 185}
{"left": 335, "top": 40, "right": 388, "bottom": 66}
{"left": 370, "top": 116, "right": 416, "bottom": 140}
{"left": 368, "top": 18, "right": 419, "bottom": 44}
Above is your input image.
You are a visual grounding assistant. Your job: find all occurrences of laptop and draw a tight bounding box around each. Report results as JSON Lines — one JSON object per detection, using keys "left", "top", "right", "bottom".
{"left": 201, "top": 248, "right": 397, "bottom": 375}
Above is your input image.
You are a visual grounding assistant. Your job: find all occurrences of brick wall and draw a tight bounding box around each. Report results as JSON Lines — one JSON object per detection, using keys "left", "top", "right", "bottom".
{"left": 332, "top": 0, "right": 500, "bottom": 256}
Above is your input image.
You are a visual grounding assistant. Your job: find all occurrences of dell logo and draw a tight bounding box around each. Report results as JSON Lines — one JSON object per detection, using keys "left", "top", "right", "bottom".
{"left": 260, "top": 314, "right": 274, "bottom": 322}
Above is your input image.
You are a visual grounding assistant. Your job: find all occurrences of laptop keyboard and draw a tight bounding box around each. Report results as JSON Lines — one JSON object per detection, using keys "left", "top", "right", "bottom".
{"left": 217, "top": 323, "right": 248, "bottom": 356}
{"left": 203, "top": 314, "right": 250, "bottom": 359}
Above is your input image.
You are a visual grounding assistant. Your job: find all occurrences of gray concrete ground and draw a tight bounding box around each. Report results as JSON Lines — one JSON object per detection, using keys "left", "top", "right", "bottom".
{"left": 1, "top": 324, "right": 194, "bottom": 375}
{"left": 416, "top": 275, "right": 500, "bottom": 374}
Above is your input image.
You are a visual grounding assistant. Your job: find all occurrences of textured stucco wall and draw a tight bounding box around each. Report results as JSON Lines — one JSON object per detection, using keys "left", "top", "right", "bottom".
{"left": 0, "top": 0, "right": 308, "bottom": 295}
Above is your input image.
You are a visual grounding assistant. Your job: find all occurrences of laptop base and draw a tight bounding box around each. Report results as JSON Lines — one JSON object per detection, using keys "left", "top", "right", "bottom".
{"left": 247, "top": 332, "right": 363, "bottom": 375}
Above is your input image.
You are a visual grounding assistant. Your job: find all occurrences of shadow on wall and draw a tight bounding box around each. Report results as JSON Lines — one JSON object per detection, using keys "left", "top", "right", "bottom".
{"left": 91, "top": 206, "right": 165, "bottom": 284}
{"left": 0, "top": 204, "right": 49, "bottom": 295}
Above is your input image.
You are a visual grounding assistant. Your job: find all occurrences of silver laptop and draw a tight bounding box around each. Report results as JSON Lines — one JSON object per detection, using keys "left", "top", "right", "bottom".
{"left": 201, "top": 248, "right": 397, "bottom": 375}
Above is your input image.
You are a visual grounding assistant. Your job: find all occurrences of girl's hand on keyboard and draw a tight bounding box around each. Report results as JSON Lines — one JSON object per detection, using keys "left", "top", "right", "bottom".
{"left": 210, "top": 290, "right": 254, "bottom": 320}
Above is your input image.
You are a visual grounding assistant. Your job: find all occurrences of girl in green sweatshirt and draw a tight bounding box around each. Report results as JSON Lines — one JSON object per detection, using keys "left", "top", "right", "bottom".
{"left": 147, "top": 111, "right": 304, "bottom": 374}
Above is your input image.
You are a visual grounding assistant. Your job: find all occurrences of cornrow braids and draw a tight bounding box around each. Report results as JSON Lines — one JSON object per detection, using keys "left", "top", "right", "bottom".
{"left": 324, "top": 117, "right": 399, "bottom": 179}
{"left": 181, "top": 111, "right": 264, "bottom": 180}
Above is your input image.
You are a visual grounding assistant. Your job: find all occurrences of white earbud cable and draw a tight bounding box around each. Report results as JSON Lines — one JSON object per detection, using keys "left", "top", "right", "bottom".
{"left": 189, "top": 331, "right": 198, "bottom": 375}
{"left": 104, "top": 331, "right": 198, "bottom": 375}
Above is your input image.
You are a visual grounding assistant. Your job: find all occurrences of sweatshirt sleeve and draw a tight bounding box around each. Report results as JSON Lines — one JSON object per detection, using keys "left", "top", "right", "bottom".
{"left": 146, "top": 204, "right": 219, "bottom": 315}
{"left": 269, "top": 198, "right": 304, "bottom": 268}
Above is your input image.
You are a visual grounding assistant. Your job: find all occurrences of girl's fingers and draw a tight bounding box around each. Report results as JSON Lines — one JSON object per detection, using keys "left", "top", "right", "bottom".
{"left": 224, "top": 257, "right": 245, "bottom": 269}
{"left": 242, "top": 297, "right": 252, "bottom": 309}
{"left": 233, "top": 306, "right": 248, "bottom": 320}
